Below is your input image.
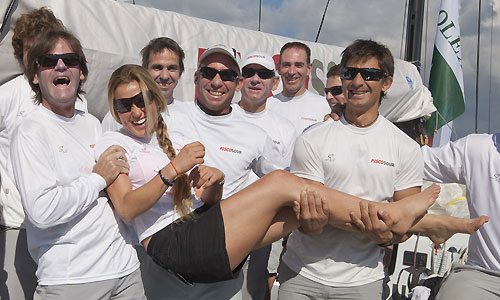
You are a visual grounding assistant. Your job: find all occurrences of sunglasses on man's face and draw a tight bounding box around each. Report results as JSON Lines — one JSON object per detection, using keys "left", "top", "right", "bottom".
{"left": 241, "top": 68, "right": 275, "bottom": 79}
{"left": 340, "top": 67, "right": 387, "bottom": 81}
{"left": 36, "top": 53, "right": 82, "bottom": 68}
{"left": 114, "top": 91, "right": 153, "bottom": 114}
{"left": 199, "top": 66, "right": 239, "bottom": 82}
{"left": 324, "top": 85, "right": 343, "bottom": 96}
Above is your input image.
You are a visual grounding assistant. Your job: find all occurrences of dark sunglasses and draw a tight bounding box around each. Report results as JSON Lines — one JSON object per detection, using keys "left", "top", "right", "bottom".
{"left": 36, "top": 53, "right": 82, "bottom": 68}
{"left": 199, "top": 66, "right": 239, "bottom": 82}
{"left": 324, "top": 85, "right": 343, "bottom": 96}
{"left": 114, "top": 91, "right": 153, "bottom": 114}
{"left": 241, "top": 68, "right": 275, "bottom": 79}
{"left": 341, "top": 67, "right": 387, "bottom": 81}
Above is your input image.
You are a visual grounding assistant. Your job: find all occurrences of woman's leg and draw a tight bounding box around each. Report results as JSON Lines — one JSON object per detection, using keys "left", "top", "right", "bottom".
{"left": 220, "top": 170, "right": 439, "bottom": 270}
{"left": 409, "top": 214, "right": 489, "bottom": 244}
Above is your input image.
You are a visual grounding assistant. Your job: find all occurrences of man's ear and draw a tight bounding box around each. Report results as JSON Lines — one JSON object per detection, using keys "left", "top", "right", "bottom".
{"left": 306, "top": 63, "right": 312, "bottom": 76}
{"left": 382, "top": 76, "right": 393, "bottom": 92}
{"left": 236, "top": 77, "right": 244, "bottom": 91}
{"left": 272, "top": 76, "right": 280, "bottom": 91}
{"left": 194, "top": 71, "right": 198, "bottom": 84}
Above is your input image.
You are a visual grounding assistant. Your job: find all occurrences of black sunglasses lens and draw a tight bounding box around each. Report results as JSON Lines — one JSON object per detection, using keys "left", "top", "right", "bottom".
{"left": 341, "top": 67, "right": 357, "bottom": 80}
{"left": 200, "top": 67, "right": 218, "bottom": 80}
{"left": 114, "top": 99, "right": 132, "bottom": 113}
{"left": 359, "top": 69, "right": 384, "bottom": 81}
{"left": 218, "top": 69, "right": 238, "bottom": 81}
{"left": 62, "top": 54, "right": 81, "bottom": 67}
{"left": 325, "top": 86, "right": 343, "bottom": 96}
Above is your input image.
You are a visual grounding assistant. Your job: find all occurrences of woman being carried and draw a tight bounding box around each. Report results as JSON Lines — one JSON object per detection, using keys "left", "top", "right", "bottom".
{"left": 95, "top": 64, "right": 439, "bottom": 284}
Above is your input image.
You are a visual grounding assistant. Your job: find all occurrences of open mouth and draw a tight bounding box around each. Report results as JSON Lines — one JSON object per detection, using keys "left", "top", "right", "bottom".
{"left": 157, "top": 81, "right": 172, "bottom": 87}
{"left": 132, "top": 118, "right": 146, "bottom": 126}
{"left": 208, "top": 90, "right": 223, "bottom": 96}
{"left": 53, "top": 76, "right": 70, "bottom": 86}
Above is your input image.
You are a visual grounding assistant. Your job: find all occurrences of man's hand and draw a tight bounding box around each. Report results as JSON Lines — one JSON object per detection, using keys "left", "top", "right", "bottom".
{"left": 349, "top": 201, "right": 394, "bottom": 245}
{"left": 294, "top": 189, "right": 329, "bottom": 235}
{"left": 323, "top": 104, "right": 345, "bottom": 121}
{"left": 189, "top": 165, "right": 225, "bottom": 189}
{"left": 93, "top": 145, "right": 130, "bottom": 186}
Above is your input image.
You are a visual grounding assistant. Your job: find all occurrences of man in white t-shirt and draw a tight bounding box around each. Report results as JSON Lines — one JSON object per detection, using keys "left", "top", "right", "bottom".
{"left": 102, "top": 37, "right": 185, "bottom": 131}
{"left": 0, "top": 8, "right": 87, "bottom": 300}
{"left": 278, "top": 39, "right": 422, "bottom": 300}
{"left": 232, "top": 51, "right": 297, "bottom": 300}
{"left": 148, "top": 44, "right": 286, "bottom": 299}
{"left": 267, "top": 42, "right": 330, "bottom": 134}
{"left": 10, "top": 29, "right": 144, "bottom": 299}
{"left": 423, "top": 136, "right": 500, "bottom": 300}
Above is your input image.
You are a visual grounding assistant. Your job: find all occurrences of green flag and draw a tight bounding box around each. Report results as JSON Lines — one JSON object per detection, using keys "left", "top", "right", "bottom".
{"left": 426, "top": 0, "right": 465, "bottom": 135}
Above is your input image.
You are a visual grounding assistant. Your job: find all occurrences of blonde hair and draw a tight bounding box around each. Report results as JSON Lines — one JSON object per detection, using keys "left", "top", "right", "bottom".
{"left": 108, "top": 64, "right": 192, "bottom": 217}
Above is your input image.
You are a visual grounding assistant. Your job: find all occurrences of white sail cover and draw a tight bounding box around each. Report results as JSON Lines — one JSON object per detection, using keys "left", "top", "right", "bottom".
{"left": 0, "top": 0, "right": 435, "bottom": 121}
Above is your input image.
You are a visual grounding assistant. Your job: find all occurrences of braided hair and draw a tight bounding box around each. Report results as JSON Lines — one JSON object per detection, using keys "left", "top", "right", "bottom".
{"left": 108, "top": 64, "right": 192, "bottom": 217}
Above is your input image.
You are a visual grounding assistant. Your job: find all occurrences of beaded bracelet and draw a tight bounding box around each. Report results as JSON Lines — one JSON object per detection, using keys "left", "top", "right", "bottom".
{"left": 158, "top": 169, "right": 175, "bottom": 187}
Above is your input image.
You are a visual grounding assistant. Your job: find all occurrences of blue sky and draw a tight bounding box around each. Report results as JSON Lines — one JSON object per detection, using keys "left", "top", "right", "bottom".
{"left": 130, "top": 0, "right": 499, "bottom": 139}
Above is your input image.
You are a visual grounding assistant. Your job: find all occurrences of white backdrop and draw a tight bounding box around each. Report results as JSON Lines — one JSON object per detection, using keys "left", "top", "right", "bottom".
{"left": 0, "top": 0, "right": 435, "bottom": 121}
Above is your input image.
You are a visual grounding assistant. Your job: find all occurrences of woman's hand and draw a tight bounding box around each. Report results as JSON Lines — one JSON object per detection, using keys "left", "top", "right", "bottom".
{"left": 170, "top": 142, "right": 205, "bottom": 174}
{"left": 189, "top": 165, "right": 225, "bottom": 189}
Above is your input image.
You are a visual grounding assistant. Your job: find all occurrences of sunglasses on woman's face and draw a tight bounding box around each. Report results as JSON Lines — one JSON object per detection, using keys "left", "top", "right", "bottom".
{"left": 199, "top": 66, "right": 239, "bottom": 82}
{"left": 36, "top": 53, "right": 82, "bottom": 68}
{"left": 340, "top": 67, "right": 387, "bottom": 81}
{"left": 114, "top": 91, "right": 153, "bottom": 114}
{"left": 324, "top": 85, "right": 343, "bottom": 96}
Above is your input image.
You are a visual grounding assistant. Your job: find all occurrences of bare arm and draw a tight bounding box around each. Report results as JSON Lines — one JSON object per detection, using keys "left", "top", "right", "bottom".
{"left": 106, "top": 142, "right": 205, "bottom": 222}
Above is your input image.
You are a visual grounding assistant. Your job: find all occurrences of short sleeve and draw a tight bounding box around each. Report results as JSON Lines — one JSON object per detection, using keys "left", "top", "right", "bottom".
{"left": 290, "top": 135, "right": 325, "bottom": 184}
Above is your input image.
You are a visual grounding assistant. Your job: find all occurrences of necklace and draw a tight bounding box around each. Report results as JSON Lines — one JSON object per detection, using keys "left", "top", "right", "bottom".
{"left": 344, "top": 113, "right": 379, "bottom": 128}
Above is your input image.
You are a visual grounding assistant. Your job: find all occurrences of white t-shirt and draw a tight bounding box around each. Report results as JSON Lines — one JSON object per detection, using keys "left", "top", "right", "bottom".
{"left": 0, "top": 75, "right": 87, "bottom": 228}
{"left": 267, "top": 90, "right": 330, "bottom": 134}
{"left": 95, "top": 130, "right": 204, "bottom": 242}
{"left": 231, "top": 103, "right": 297, "bottom": 168}
{"left": 283, "top": 115, "right": 423, "bottom": 287}
{"left": 167, "top": 101, "right": 286, "bottom": 198}
{"left": 10, "top": 105, "right": 138, "bottom": 285}
{"left": 423, "top": 134, "right": 500, "bottom": 272}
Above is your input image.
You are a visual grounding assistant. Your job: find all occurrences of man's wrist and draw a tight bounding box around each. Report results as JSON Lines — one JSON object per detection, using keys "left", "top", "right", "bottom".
{"left": 377, "top": 235, "right": 394, "bottom": 247}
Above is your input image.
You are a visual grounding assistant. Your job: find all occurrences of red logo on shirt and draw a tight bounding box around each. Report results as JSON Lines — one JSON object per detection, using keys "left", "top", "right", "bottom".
{"left": 370, "top": 158, "right": 394, "bottom": 167}
{"left": 219, "top": 146, "right": 242, "bottom": 154}
{"left": 89, "top": 144, "right": 95, "bottom": 148}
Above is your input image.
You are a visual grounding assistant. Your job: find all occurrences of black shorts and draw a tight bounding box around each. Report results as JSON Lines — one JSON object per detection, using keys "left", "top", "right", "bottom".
{"left": 146, "top": 203, "right": 245, "bottom": 284}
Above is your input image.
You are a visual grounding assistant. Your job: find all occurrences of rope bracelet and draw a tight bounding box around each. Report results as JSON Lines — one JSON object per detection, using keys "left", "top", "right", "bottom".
{"left": 158, "top": 169, "right": 175, "bottom": 187}
{"left": 170, "top": 161, "right": 180, "bottom": 176}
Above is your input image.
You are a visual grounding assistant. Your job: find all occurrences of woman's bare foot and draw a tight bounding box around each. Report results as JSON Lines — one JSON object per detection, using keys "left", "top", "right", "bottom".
{"left": 420, "top": 215, "right": 489, "bottom": 244}
{"left": 389, "top": 184, "right": 440, "bottom": 235}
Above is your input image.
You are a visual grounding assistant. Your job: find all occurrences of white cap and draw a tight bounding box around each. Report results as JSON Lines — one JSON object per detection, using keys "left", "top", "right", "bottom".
{"left": 242, "top": 51, "right": 275, "bottom": 71}
{"left": 198, "top": 44, "right": 241, "bottom": 71}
